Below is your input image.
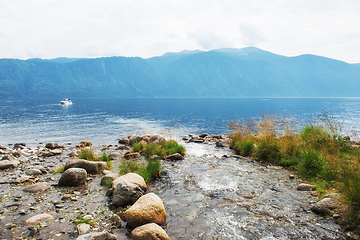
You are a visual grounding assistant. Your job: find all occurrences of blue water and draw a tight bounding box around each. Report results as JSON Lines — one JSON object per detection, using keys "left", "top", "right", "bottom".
{"left": 1, "top": 98, "right": 360, "bottom": 147}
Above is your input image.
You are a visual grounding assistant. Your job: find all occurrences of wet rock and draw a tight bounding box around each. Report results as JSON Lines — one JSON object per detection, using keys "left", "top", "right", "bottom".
{"left": 25, "top": 168, "right": 43, "bottom": 176}
{"left": 109, "top": 152, "right": 122, "bottom": 160}
{"left": 112, "top": 173, "right": 147, "bottom": 191}
{"left": 0, "top": 160, "right": 20, "bottom": 170}
{"left": 14, "top": 143, "right": 26, "bottom": 149}
{"left": 76, "top": 140, "right": 93, "bottom": 148}
{"left": 69, "top": 151, "right": 78, "bottom": 158}
{"left": 116, "top": 145, "right": 131, "bottom": 151}
{"left": 110, "top": 214, "right": 122, "bottom": 227}
{"left": 45, "top": 142, "right": 59, "bottom": 149}
{"left": 64, "top": 159, "right": 108, "bottom": 174}
{"left": 129, "top": 135, "right": 144, "bottom": 145}
{"left": 58, "top": 168, "right": 87, "bottom": 187}
{"left": 124, "top": 193, "right": 166, "bottom": 228}
{"left": 311, "top": 197, "right": 340, "bottom": 215}
{"left": 199, "top": 133, "right": 209, "bottom": 138}
{"left": 77, "top": 223, "right": 91, "bottom": 235}
{"left": 0, "top": 145, "right": 7, "bottom": 150}
{"left": 23, "top": 182, "right": 51, "bottom": 193}
{"left": 165, "top": 153, "right": 184, "bottom": 161}
{"left": 131, "top": 223, "right": 170, "bottom": 240}
{"left": 1, "top": 155, "right": 16, "bottom": 161}
{"left": 112, "top": 180, "right": 145, "bottom": 207}
{"left": 101, "top": 173, "right": 120, "bottom": 186}
{"left": 76, "top": 231, "right": 117, "bottom": 240}
{"left": 124, "top": 152, "right": 141, "bottom": 159}
{"left": 118, "top": 138, "right": 130, "bottom": 145}
{"left": 17, "top": 155, "right": 29, "bottom": 163}
{"left": 216, "top": 139, "right": 231, "bottom": 148}
{"left": 24, "top": 213, "right": 54, "bottom": 225}
{"left": 297, "top": 183, "right": 316, "bottom": 191}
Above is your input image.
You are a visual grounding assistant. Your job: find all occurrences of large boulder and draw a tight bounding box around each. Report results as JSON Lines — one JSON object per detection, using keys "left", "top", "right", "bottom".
{"left": 112, "top": 173, "right": 147, "bottom": 191}
{"left": 112, "top": 180, "right": 145, "bottom": 207}
{"left": 131, "top": 223, "right": 170, "bottom": 240}
{"left": 64, "top": 159, "right": 108, "bottom": 174}
{"left": 23, "top": 182, "right": 51, "bottom": 193}
{"left": 0, "top": 160, "right": 20, "bottom": 170}
{"left": 311, "top": 194, "right": 341, "bottom": 215}
{"left": 76, "top": 231, "right": 117, "bottom": 240}
{"left": 124, "top": 193, "right": 166, "bottom": 228}
{"left": 58, "top": 168, "right": 87, "bottom": 187}
{"left": 24, "top": 213, "right": 54, "bottom": 225}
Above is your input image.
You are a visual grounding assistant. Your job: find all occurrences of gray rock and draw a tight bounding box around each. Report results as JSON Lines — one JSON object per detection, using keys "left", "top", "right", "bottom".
{"left": 0, "top": 160, "right": 20, "bottom": 170}
{"left": 311, "top": 197, "right": 339, "bottom": 215}
{"left": 14, "top": 143, "right": 26, "bottom": 149}
{"left": 76, "top": 231, "right": 117, "bottom": 240}
{"left": 118, "top": 138, "right": 130, "bottom": 145}
{"left": 24, "top": 213, "right": 54, "bottom": 225}
{"left": 109, "top": 152, "right": 122, "bottom": 160}
{"left": 1, "top": 155, "right": 16, "bottom": 161}
{"left": 110, "top": 214, "right": 122, "bottom": 227}
{"left": 216, "top": 139, "right": 231, "bottom": 148}
{"left": 23, "top": 182, "right": 51, "bottom": 193}
{"left": 25, "top": 169, "right": 43, "bottom": 176}
{"left": 124, "top": 152, "right": 141, "bottom": 159}
{"left": 64, "top": 159, "right": 108, "bottom": 174}
{"left": 112, "top": 180, "right": 145, "bottom": 207}
{"left": 45, "top": 142, "right": 59, "bottom": 149}
{"left": 77, "top": 223, "right": 91, "bottom": 235}
{"left": 165, "top": 153, "right": 184, "bottom": 161}
{"left": 297, "top": 183, "right": 316, "bottom": 191}
{"left": 58, "top": 168, "right": 87, "bottom": 187}
{"left": 199, "top": 133, "right": 209, "bottom": 138}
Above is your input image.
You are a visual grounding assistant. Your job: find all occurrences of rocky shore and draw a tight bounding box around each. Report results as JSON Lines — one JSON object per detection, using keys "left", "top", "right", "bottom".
{"left": 0, "top": 134, "right": 349, "bottom": 239}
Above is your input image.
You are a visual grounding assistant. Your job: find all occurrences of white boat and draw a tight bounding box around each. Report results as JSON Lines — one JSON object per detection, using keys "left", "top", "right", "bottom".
{"left": 60, "top": 99, "right": 72, "bottom": 105}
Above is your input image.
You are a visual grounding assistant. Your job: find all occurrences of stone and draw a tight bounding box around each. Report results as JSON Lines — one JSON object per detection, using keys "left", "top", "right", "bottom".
{"left": 118, "top": 138, "right": 130, "bottom": 145}
{"left": 112, "top": 180, "right": 145, "bottom": 207}
{"left": 1, "top": 155, "right": 16, "bottom": 161}
{"left": 45, "top": 142, "right": 58, "bottom": 149}
{"left": 129, "top": 135, "right": 144, "bottom": 145}
{"left": 296, "top": 183, "right": 316, "bottom": 191}
{"left": 112, "top": 173, "right": 147, "bottom": 191}
{"left": 58, "top": 168, "right": 87, "bottom": 187}
{"left": 77, "top": 223, "right": 91, "bottom": 235}
{"left": 101, "top": 173, "right": 120, "bottom": 186}
{"left": 109, "top": 152, "right": 122, "bottom": 160}
{"left": 124, "top": 193, "right": 166, "bottom": 228}
{"left": 131, "top": 223, "right": 170, "bottom": 240}
{"left": 64, "top": 159, "right": 108, "bottom": 174}
{"left": 124, "top": 152, "right": 141, "bottom": 159}
{"left": 23, "top": 182, "right": 51, "bottom": 193}
{"left": 76, "top": 231, "right": 117, "bottom": 240}
{"left": 110, "top": 214, "right": 122, "bottom": 227}
{"left": 24, "top": 213, "right": 54, "bottom": 225}
{"left": 0, "top": 160, "right": 20, "bottom": 170}
{"left": 14, "top": 143, "right": 26, "bottom": 149}
{"left": 76, "top": 141, "right": 93, "bottom": 148}
{"left": 199, "top": 133, "right": 209, "bottom": 138}
{"left": 69, "top": 151, "right": 77, "bottom": 158}
{"left": 215, "top": 139, "right": 231, "bottom": 148}
{"left": 165, "top": 153, "right": 184, "bottom": 161}
{"left": 311, "top": 197, "right": 340, "bottom": 215}
{"left": 25, "top": 168, "right": 43, "bottom": 176}
{"left": 49, "top": 149, "right": 63, "bottom": 155}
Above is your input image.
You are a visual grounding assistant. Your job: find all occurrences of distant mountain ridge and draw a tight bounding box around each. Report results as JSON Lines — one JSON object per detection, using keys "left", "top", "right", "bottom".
{"left": 1, "top": 47, "right": 360, "bottom": 98}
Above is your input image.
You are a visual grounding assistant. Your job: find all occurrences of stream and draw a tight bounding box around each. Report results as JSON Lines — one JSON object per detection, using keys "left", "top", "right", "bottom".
{"left": 151, "top": 141, "right": 346, "bottom": 239}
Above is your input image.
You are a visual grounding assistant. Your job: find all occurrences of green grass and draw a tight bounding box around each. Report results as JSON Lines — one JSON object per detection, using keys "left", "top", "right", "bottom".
{"left": 73, "top": 214, "right": 95, "bottom": 226}
{"left": 52, "top": 166, "right": 65, "bottom": 174}
{"left": 230, "top": 113, "right": 360, "bottom": 230}
{"left": 131, "top": 139, "right": 185, "bottom": 158}
{"left": 118, "top": 158, "right": 163, "bottom": 183}
{"left": 77, "top": 147, "right": 113, "bottom": 169}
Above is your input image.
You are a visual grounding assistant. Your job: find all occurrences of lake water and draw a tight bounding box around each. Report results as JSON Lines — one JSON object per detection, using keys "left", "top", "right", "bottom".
{"left": 1, "top": 98, "right": 360, "bottom": 147}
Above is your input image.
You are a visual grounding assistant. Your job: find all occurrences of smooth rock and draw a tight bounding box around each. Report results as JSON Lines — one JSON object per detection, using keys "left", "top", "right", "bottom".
{"left": 297, "top": 183, "right": 316, "bottom": 191}
{"left": 24, "top": 213, "right": 54, "bottom": 225}
{"left": 23, "top": 182, "right": 51, "bottom": 193}
{"left": 0, "top": 160, "right": 20, "bottom": 170}
{"left": 25, "top": 169, "right": 43, "bottom": 176}
{"left": 199, "top": 133, "right": 209, "bottom": 138}
{"left": 215, "top": 139, "right": 231, "bottom": 148}
{"left": 76, "top": 141, "right": 93, "bottom": 148}
{"left": 112, "top": 180, "right": 145, "bottom": 207}
{"left": 77, "top": 223, "right": 91, "bottom": 235}
{"left": 58, "top": 168, "right": 87, "bottom": 187}
{"left": 131, "top": 223, "right": 170, "bottom": 240}
{"left": 64, "top": 159, "right": 108, "bottom": 174}
{"left": 109, "top": 152, "right": 122, "bottom": 160}
{"left": 124, "top": 152, "right": 141, "bottom": 159}
{"left": 112, "top": 173, "right": 147, "bottom": 191}
{"left": 124, "top": 193, "right": 166, "bottom": 228}
{"left": 45, "top": 142, "right": 58, "bottom": 149}
{"left": 1, "top": 155, "right": 16, "bottom": 161}
{"left": 110, "top": 214, "right": 122, "bottom": 227}
{"left": 311, "top": 197, "right": 340, "bottom": 215}
{"left": 118, "top": 138, "right": 130, "bottom": 145}
{"left": 165, "top": 153, "right": 184, "bottom": 161}
{"left": 76, "top": 231, "right": 117, "bottom": 240}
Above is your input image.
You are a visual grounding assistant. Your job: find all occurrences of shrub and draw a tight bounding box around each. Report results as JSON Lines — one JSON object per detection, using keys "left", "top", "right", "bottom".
{"left": 78, "top": 147, "right": 97, "bottom": 161}
{"left": 118, "top": 159, "right": 163, "bottom": 183}
{"left": 240, "top": 139, "right": 254, "bottom": 156}
{"left": 131, "top": 139, "right": 186, "bottom": 158}
{"left": 253, "top": 136, "right": 281, "bottom": 162}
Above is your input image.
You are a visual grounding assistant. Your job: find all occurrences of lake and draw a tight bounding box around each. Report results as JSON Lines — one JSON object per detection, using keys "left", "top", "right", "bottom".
{"left": 1, "top": 98, "right": 360, "bottom": 147}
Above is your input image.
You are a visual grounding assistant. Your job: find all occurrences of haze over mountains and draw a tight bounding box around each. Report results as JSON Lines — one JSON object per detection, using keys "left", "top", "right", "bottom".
{"left": 1, "top": 47, "right": 359, "bottom": 99}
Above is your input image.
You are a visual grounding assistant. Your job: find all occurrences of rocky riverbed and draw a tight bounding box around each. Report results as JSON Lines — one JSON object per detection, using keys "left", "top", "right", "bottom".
{"left": 0, "top": 134, "right": 352, "bottom": 239}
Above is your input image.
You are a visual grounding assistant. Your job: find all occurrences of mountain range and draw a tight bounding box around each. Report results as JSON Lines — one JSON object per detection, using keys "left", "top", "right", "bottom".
{"left": 1, "top": 47, "right": 359, "bottom": 98}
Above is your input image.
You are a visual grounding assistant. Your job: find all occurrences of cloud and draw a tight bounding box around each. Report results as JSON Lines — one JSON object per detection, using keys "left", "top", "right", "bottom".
{"left": 238, "top": 23, "right": 266, "bottom": 47}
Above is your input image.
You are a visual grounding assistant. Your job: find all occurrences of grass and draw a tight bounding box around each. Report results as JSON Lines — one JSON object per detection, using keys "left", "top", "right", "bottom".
{"left": 52, "top": 166, "right": 65, "bottom": 174}
{"left": 77, "top": 147, "right": 113, "bottom": 169}
{"left": 118, "top": 158, "right": 163, "bottom": 183}
{"left": 73, "top": 213, "right": 95, "bottom": 226}
{"left": 131, "top": 139, "right": 186, "bottom": 158}
{"left": 230, "top": 113, "right": 360, "bottom": 231}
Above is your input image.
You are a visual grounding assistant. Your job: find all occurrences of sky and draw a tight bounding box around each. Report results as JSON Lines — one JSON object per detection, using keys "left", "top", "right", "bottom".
{"left": 0, "top": 0, "right": 359, "bottom": 63}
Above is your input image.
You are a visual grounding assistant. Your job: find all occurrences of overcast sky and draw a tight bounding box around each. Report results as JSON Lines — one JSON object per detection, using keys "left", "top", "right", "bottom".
{"left": 1, "top": 0, "right": 359, "bottom": 63}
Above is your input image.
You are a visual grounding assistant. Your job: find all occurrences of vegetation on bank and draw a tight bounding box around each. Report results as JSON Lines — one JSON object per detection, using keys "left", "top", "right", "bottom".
{"left": 229, "top": 114, "right": 360, "bottom": 231}
{"left": 118, "top": 139, "right": 185, "bottom": 183}
{"left": 78, "top": 147, "right": 112, "bottom": 169}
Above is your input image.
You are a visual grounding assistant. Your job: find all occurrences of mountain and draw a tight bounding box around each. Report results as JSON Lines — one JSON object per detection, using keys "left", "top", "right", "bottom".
{"left": 1, "top": 47, "right": 360, "bottom": 98}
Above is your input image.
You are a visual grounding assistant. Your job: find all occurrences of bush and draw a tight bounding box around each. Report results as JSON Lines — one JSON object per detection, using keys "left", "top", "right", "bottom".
{"left": 253, "top": 136, "right": 281, "bottom": 162}
{"left": 118, "top": 159, "right": 163, "bottom": 183}
{"left": 131, "top": 139, "right": 185, "bottom": 158}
